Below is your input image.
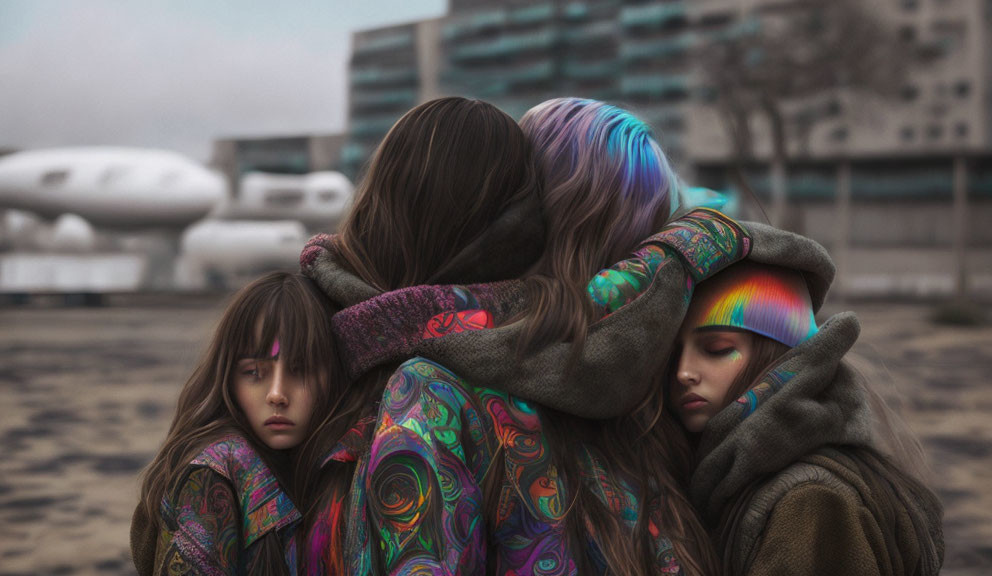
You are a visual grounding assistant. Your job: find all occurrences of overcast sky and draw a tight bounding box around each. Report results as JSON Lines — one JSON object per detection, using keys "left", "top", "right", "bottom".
{"left": 0, "top": 0, "right": 447, "bottom": 162}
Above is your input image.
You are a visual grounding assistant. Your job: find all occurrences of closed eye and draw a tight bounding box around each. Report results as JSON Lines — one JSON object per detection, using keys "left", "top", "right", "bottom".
{"left": 705, "top": 347, "right": 735, "bottom": 357}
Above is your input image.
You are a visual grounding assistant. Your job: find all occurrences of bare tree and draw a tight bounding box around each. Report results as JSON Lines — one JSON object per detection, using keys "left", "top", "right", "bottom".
{"left": 697, "top": 0, "right": 911, "bottom": 226}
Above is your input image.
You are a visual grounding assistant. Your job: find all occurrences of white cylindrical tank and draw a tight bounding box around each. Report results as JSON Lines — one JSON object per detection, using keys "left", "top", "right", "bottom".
{"left": 50, "top": 213, "right": 97, "bottom": 252}
{"left": 304, "top": 171, "right": 353, "bottom": 218}
{"left": 180, "top": 219, "right": 307, "bottom": 272}
{"left": 219, "top": 171, "right": 353, "bottom": 229}
{"left": 0, "top": 147, "right": 227, "bottom": 229}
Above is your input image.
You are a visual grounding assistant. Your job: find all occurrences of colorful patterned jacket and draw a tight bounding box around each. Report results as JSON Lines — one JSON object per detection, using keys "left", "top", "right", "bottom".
{"left": 143, "top": 434, "right": 300, "bottom": 575}
{"left": 300, "top": 208, "right": 753, "bottom": 575}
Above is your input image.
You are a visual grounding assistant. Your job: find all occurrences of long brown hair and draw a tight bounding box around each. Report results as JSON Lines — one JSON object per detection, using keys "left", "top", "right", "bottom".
{"left": 137, "top": 272, "right": 343, "bottom": 574}
{"left": 297, "top": 96, "right": 539, "bottom": 573}
{"left": 336, "top": 96, "right": 538, "bottom": 291}
{"left": 500, "top": 98, "right": 718, "bottom": 575}
{"left": 554, "top": 386, "right": 719, "bottom": 576}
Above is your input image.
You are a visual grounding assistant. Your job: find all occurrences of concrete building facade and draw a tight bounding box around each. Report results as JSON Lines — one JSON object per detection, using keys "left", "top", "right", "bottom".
{"left": 211, "top": 133, "right": 346, "bottom": 198}
{"left": 686, "top": 0, "right": 992, "bottom": 161}
{"left": 685, "top": 0, "right": 992, "bottom": 298}
{"left": 341, "top": 18, "right": 444, "bottom": 179}
{"left": 342, "top": 0, "right": 992, "bottom": 298}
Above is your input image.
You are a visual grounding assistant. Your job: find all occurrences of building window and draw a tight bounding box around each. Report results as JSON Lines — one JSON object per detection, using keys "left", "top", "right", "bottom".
{"left": 927, "top": 124, "right": 944, "bottom": 140}
{"left": 900, "top": 85, "right": 919, "bottom": 101}
{"left": 697, "top": 85, "right": 718, "bottom": 103}
{"left": 99, "top": 166, "right": 128, "bottom": 186}
{"left": 901, "top": 0, "right": 919, "bottom": 10}
{"left": 830, "top": 127, "right": 849, "bottom": 142}
{"left": 954, "top": 80, "right": 972, "bottom": 97}
{"left": 955, "top": 122, "right": 969, "bottom": 138}
{"left": 898, "top": 25, "right": 917, "bottom": 42}
{"left": 40, "top": 170, "right": 69, "bottom": 187}
{"left": 265, "top": 188, "right": 304, "bottom": 206}
{"left": 316, "top": 189, "right": 340, "bottom": 203}
{"left": 900, "top": 127, "right": 916, "bottom": 141}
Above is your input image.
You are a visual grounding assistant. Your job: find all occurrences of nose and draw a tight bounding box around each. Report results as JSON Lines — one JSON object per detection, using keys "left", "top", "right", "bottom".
{"left": 676, "top": 355, "right": 699, "bottom": 388}
{"left": 266, "top": 365, "right": 289, "bottom": 407}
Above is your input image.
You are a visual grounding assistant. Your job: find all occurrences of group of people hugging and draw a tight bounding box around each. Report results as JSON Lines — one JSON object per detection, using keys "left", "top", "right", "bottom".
{"left": 130, "top": 97, "right": 944, "bottom": 575}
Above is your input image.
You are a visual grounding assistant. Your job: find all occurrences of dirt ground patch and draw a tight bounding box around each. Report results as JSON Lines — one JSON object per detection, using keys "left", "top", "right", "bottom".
{"left": 1, "top": 298, "right": 990, "bottom": 574}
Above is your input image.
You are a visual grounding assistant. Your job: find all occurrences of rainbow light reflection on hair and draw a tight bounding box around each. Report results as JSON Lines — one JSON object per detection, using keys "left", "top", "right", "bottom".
{"left": 685, "top": 262, "right": 818, "bottom": 348}
{"left": 520, "top": 97, "right": 679, "bottom": 223}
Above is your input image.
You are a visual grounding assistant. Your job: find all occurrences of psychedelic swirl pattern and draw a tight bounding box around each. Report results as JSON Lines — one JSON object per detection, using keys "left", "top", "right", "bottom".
{"left": 157, "top": 434, "right": 301, "bottom": 575}
{"left": 589, "top": 208, "right": 750, "bottom": 317}
{"left": 642, "top": 208, "right": 751, "bottom": 283}
{"left": 580, "top": 447, "right": 682, "bottom": 574}
{"left": 297, "top": 416, "right": 376, "bottom": 575}
{"left": 422, "top": 286, "right": 495, "bottom": 339}
{"left": 351, "top": 213, "right": 751, "bottom": 574}
{"left": 736, "top": 367, "right": 798, "bottom": 419}
{"left": 480, "top": 388, "right": 573, "bottom": 576}
{"left": 365, "top": 357, "right": 689, "bottom": 576}
{"left": 159, "top": 468, "right": 240, "bottom": 575}
{"left": 588, "top": 244, "right": 672, "bottom": 317}
{"left": 360, "top": 358, "right": 494, "bottom": 575}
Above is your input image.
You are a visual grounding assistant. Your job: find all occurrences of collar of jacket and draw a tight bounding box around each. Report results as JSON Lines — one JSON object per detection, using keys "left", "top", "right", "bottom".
{"left": 301, "top": 233, "right": 529, "bottom": 381}
{"left": 330, "top": 280, "right": 527, "bottom": 381}
{"left": 190, "top": 434, "right": 301, "bottom": 547}
{"left": 689, "top": 312, "right": 873, "bottom": 524}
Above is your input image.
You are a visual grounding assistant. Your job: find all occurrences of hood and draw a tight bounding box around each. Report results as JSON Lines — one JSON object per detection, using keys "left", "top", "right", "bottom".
{"left": 304, "top": 214, "right": 836, "bottom": 420}
{"left": 689, "top": 312, "right": 872, "bottom": 523}
{"left": 300, "top": 187, "right": 544, "bottom": 309}
{"left": 300, "top": 188, "right": 542, "bottom": 380}
{"left": 743, "top": 221, "right": 834, "bottom": 313}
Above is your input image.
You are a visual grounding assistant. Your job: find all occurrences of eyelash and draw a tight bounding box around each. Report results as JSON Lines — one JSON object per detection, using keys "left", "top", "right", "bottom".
{"left": 706, "top": 347, "right": 735, "bottom": 357}
{"left": 238, "top": 364, "right": 306, "bottom": 379}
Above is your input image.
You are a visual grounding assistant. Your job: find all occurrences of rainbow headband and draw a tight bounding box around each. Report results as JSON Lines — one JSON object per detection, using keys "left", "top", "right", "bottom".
{"left": 684, "top": 262, "right": 818, "bottom": 348}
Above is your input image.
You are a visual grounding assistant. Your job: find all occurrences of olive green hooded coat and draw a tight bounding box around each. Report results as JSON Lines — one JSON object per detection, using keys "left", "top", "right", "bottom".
{"left": 688, "top": 229, "right": 944, "bottom": 576}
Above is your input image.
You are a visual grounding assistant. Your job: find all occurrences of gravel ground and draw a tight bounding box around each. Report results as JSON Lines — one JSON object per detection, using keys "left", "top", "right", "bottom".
{"left": 1, "top": 297, "right": 989, "bottom": 575}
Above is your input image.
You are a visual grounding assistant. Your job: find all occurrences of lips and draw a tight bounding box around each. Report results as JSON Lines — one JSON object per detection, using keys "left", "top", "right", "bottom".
{"left": 680, "top": 393, "right": 708, "bottom": 410}
{"left": 264, "top": 415, "right": 294, "bottom": 427}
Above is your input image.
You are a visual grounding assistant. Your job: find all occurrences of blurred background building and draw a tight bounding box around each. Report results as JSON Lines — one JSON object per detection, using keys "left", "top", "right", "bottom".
{"left": 3, "top": 5, "right": 991, "bottom": 575}
{"left": 1, "top": 0, "right": 990, "bottom": 300}
{"left": 342, "top": 18, "right": 445, "bottom": 176}
{"left": 338, "top": 0, "right": 992, "bottom": 300}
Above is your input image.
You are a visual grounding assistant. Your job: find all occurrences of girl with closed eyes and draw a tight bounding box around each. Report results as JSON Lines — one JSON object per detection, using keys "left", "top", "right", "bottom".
{"left": 667, "top": 239, "right": 944, "bottom": 576}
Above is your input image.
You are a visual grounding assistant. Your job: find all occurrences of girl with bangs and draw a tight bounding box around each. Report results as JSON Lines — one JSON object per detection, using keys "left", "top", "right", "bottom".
{"left": 665, "top": 235, "right": 943, "bottom": 575}
{"left": 131, "top": 272, "right": 344, "bottom": 575}
{"left": 300, "top": 97, "right": 756, "bottom": 574}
